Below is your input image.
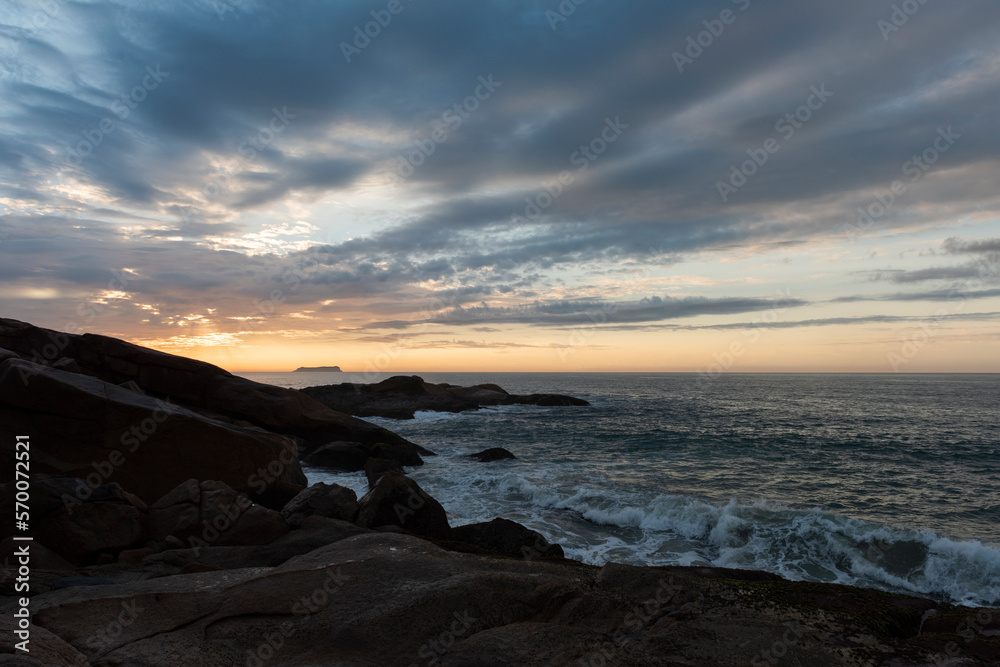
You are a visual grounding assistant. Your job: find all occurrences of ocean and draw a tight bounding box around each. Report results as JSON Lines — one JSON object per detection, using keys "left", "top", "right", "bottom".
{"left": 237, "top": 371, "right": 1000, "bottom": 608}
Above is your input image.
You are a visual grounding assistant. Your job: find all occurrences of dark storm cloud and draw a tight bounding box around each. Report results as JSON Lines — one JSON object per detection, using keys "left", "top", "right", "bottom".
{"left": 2, "top": 0, "right": 1000, "bottom": 331}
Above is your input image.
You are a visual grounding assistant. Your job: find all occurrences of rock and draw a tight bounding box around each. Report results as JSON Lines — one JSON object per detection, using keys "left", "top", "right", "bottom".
{"left": 473, "top": 383, "right": 508, "bottom": 394}
{"left": 144, "top": 516, "right": 370, "bottom": 573}
{"left": 51, "top": 357, "right": 81, "bottom": 373}
{"left": 0, "top": 347, "right": 19, "bottom": 363}
{"left": 148, "top": 479, "right": 288, "bottom": 548}
{"left": 49, "top": 576, "right": 120, "bottom": 590}
{"left": 116, "top": 380, "right": 145, "bottom": 394}
{"left": 0, "top": 358, "right": 306, "bottom": 504}
{"left": 0, "top": 614, "right": 91, "bottom": 666}
{"left": 301, "top": 374, "right": 588, "bottom": 419}
{"left": 468, "top": 447, "right": 517, "bottom": 462}
{"left": 371, "top": 441, "right": 423, "bottom": 467}
{"left": 117, "top": 547, "right": 155, "bottom": 563}
{"left": 364, "top": 457, "right": 403, "bottom": 490}
{"left": 355, "top": 473, "right": 451, "bottom": 540}
{"left": 450, "top": 518, "right": 564, "bottom": 559}
{"left": 370, "top": 374, "right": 429, "bottom": 395}
{"left": 303, "top": 441, "right": 369, "bottom": 471}
{"left": 0, "top": 538, "right": 75, "bottom": 572}
{"left": 19, "top": 532, "right": 1000, "bottom": 667}
{"left": 0, "top": 318, "right": 424, "bottom": 455}
{"left": 280, "top": 483, "right": 358, "bottom": 527}
{"left": 163, "top": 536, "right": 185, "bottom": 550}
{"left": 34, "top": 482, "right": 147, "bottom": 565}
{"left": 247, "top": 479, "right": 306, "bottom": 512}
{"left": 446, "top": 385, "right": 509, "bottom": 403}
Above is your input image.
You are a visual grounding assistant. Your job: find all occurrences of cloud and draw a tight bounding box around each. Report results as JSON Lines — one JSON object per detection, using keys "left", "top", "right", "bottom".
{"left": 943, "top": 237, "right": 1000, "bottom": 254}
{"left": 1, "top": 0, "right": 999, "bottom": 363}
{"left": 599, "top": 311, "right": 1000, "bottom": 332}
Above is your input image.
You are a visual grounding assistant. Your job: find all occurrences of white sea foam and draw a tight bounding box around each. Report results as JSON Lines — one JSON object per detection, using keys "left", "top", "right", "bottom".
{"left": 304, "top": 451, "right": 1000, "bottom": 608}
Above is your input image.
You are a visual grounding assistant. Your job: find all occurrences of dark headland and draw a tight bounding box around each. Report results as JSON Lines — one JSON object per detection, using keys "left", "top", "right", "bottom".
{"left": 293, "top": 365, "right": 342, "bottom": 372}
{"left": 1, "top": 317, "right": 996, "bottom": 666}
{"left": 302, "top": 374, "right": 590, "bottom": 420}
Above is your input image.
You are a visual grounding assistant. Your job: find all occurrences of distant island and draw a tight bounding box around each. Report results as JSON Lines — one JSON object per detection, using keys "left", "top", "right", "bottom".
{"left": 293, "top": 365, "right": 342, "bottom": 372}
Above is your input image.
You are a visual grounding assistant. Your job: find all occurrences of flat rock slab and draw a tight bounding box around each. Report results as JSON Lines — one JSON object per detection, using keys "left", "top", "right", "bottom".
{"left": 9, "top": 532, "right": 997, "bottom": 666}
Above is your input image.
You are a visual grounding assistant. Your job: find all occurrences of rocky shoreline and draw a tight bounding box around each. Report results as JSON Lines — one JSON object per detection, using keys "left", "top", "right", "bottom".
{"left": 1, "top": 318, "right": 997, "bottom": 665}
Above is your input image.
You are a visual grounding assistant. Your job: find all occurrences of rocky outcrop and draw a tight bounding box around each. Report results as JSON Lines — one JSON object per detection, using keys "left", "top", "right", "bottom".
{"left": 301, "top": 441, "right": 370, "bottom": 471}
{"left": 0, "top": 318, "right": 421, "bottom": 453}
{"left": 468, "top": 447, "right": 517, "bottom": 462}
{"left": 364, "top": 457, "right": 403, "bottom": 490}
{"left": 4, "top": 476, "right": 288, "bottom": 566}
{"left": 12, "top": 531, "right": 999, "bottom": 666}
{"left": 0, "top": 358, "right": 306, "bottom": 505}
{"left": 4, "top": 318, "right": 999, "bottom": 666}
{"left": 355, "top": 473, "right": 451, "bottom": 540}
{"left": 450, "top": 518, "right": 564, "bottom": 559}
{"left": 147, "top": 479, "right": 289, "bottom": 547}
{"left": 279, "top": 482, "right": 358, "bottom": 527}
{"left": 301, "top": 374, "right": 589, "bottom": 419}
{"left": 32, "top": 479, "right": 148, "bottom": 565}
{"left": 302, "top": 438, "right": 428, "bottom": 474}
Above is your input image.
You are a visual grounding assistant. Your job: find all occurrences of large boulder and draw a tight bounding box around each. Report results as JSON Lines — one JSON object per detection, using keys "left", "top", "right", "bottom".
{"left": 370, "top": 441, "right": 423, "bottom": 467}
{"left": 355, "top": 473, "right": 451, "bottom": 540}
{"left": 148, "top": 479, "right": 288, "bottom": 548}
{"left": 364, "top": 457, "right": 403, "bottom": 490}
{"left": 22, "top": 477, "right": 148, "bottom": 565}
{"left": 0, "top": 318, "right": 424, "bottom": 454}
{"left": 0, "top": 357, "right": 305, "bottom": 504}
{"left": 302, "top": 441, "right": 369, "bottom": 471}
{"left": 280, "top": 483, "right": 358, "bottom": 527}
{"left": 450, "top": 518, "right": 564, "bottom": 559}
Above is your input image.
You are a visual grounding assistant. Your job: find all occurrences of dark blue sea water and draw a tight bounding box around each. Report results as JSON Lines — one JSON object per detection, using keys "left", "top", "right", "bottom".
{"left": 239, "top": 372, "right": 1000, "bottom": 607}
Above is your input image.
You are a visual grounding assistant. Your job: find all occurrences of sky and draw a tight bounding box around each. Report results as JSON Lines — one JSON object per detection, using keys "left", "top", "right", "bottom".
{"left": 1, "top": 0, "right": 998, "bottom": 373}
